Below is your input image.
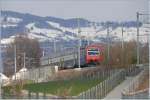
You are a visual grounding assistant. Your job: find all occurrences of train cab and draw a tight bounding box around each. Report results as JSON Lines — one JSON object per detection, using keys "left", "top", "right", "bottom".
{"left": 85, "top": 44, "right": 103, "bottom": 64}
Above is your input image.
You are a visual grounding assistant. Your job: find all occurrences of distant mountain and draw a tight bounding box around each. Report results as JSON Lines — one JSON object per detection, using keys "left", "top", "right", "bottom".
{"left": 1, "top": 11, "right": 91, "bottom": 38}
{"left": 1, "top": 10, "right": 147, "bottom": 47}
{"left": 1, "top": 10, "right": 149, "bottom": 58}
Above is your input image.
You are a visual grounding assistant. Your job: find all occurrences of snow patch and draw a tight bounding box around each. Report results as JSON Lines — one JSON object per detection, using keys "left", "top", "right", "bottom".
{"left": 6, "top": 17, "right": 22, "bottom": 23}
{"left": 47, "top": 21, "right": 60, "bottom": 28}
{"left": 2, "top": 24, "right": 18, "bottom": 28}
{"left": 1, "top": 36, "right": 14, "bottom": 44}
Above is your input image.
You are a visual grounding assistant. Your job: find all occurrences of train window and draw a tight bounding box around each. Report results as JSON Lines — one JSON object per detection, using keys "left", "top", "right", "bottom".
{"left": 88, "top": 48, "right": 99, "bottom": 55}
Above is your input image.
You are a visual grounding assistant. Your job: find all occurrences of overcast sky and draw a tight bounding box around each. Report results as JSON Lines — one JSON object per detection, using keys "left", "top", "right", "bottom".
{"left": 0, "top": 0, "right": 149, "bottom": 22}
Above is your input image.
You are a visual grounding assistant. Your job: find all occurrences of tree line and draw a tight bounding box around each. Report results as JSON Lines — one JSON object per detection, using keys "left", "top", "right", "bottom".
{"left": 4, "top": 34, "right": 42, "bottom": 76}
{"left": 3, "top": 34, "right": 149, "bottom": 76}
{"left": 101, "top": 40, "right": 148, "bottom": 67}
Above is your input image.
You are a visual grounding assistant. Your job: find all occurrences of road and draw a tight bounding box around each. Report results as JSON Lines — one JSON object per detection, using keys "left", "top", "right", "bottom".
{"left": 104, "top": 76, "right": 135, "bottom": 99}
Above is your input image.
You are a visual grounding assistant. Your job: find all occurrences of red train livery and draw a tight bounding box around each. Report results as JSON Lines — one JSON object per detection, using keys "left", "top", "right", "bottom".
{"left": 85, "top": 44, "right": 104, "bottom": 64}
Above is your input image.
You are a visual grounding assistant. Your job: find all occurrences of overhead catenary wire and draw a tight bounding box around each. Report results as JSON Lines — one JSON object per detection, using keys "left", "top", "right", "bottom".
{"left": 77, "top": 18, "right": 81, "bottom": 69}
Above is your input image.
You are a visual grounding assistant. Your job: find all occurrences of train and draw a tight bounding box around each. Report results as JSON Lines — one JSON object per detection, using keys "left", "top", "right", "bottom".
{"left": 40, "top": 43, "right": 104, "bottom": 69}
{"left": 74, "top": 44, "right": 104, "bottom": 68}
{"left": 85, "top": 44, "right": 104, "bottom": 65}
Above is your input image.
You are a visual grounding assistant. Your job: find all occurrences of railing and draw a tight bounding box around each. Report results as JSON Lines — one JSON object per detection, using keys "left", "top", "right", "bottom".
{"left": 40, "top": 51, "right": 78, "bottom": 66}
{"left": 41, "top": 49, "right": 77, "bottom": 61}
{"left": 76, "top": 69, "right": 125, "bottom": 99}
{"left": 124, "top": 64, "right": 143, "bottom": 76}
{"left": 122, "top": 66, "right": 149, "bottom": 99}
{"left": 2, "top": 68, "right": 123, "bottom": 99}
{"left": 2, "top": 64, "right": 148, "bottom": 99}
{"left": 22, "top": 69, "right": 125, "bottom": 99}
{"left": 9, "top": 66, "right": 56, "bottom": 83}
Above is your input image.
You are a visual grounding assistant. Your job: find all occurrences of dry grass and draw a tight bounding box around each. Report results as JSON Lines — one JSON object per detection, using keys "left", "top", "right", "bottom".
{"left": 50, "top": 67, "right": 103, "bottom": 80}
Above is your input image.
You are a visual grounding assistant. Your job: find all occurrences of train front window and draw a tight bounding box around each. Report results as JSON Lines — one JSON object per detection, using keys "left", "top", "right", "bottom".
{"left": 88, "top": 48, "right": 99, "bottom": 55}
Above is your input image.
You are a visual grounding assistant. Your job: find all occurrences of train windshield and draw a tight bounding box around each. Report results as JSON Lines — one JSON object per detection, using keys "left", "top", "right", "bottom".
{"left": 88, "top": 48, "right": 99, "bottom": 55}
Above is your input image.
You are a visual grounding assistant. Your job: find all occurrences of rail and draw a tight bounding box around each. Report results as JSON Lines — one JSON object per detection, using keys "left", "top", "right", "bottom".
{"left": 77, "top": 69, "right": 125, "bottom": 99}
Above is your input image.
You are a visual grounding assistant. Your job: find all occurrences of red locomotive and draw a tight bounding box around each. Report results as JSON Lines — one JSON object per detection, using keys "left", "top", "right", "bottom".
{"left": 85, "top": 44, "right": 104, "bottom": 65}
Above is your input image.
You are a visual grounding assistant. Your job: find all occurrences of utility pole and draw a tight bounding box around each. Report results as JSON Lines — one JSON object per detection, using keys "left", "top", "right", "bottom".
{"left": 136, "top": 12, "right": 140, "bottom": 65}
{"left": 54, "top": 38, "right": 56, "bottom": 53}
{"left": 149, "top": 18, "right": 150, "bottom": 70}
{"left": 0, "top": 11, "right": 2, "bottom": 99}
{"left": 14, "top": 45, "right": 17, "bottom": 81}
{"left": 149, "top": 9, "right": 150, "bottom": 72}
{"left": 42, "top": 50, "right": 45, "bottom": 57}
{"left": 87, "top": 37, "right": 90, "bottom": 45}
{"left": 107, "top": 23, "right": 110, "bottom": 66}
{"left": 87, "top": 21, "right": 90, "bottom": 45}
{"left": 78, "top": 18, "right": 81, "bottom": 69}
{"left": 136, "top": 12, "right": 150, "bottom": 65}
{"left": 121, "top": 25, "right": 124, "bottom": 67}
{"left": 23, "top": 52, "right": 26, "bottom": 68}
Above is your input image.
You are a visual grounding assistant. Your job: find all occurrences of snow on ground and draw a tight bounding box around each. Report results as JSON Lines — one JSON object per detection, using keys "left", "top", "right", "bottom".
{"left": 26, "top": 23, "right": 62, "bottom": 38}
{"left": 60, "top": 34, "right": 76, "bottom": 41}
{"left": 0, "top": 73, "right": 9, "bottom": 80}
{"left": 1, "top": 36, "right": 15, "bottom": 44}
{"left": 2, "top": 16, "right": 23, "bottom": 28}
{"left": 27, "top": 32, "right": 48, "bottom": 42}
{"left": 1, "top": 20, "right": 149, "bottom": 44}
{"left": 23, "top": 20, "right": 150, "bottom": 43}
{"left": 2, "top": 24, "right": 18, "bottom": 28}
{"left": 25, "top": 22, "right": 77, "bottom": 41}
{"left": 1, "top": 17, "right": 22, "bottom": 28}
{"left": 25, "top": 23, "right": 35, "bottom": 29}
{"left": 6, "top": 17, "right": 23, "bottom": 23}
{"left": 47, "top": 21, "right": 60, "bottom": 28}
{"left": 12, "top": 68, "right": 28, "bottom": 80}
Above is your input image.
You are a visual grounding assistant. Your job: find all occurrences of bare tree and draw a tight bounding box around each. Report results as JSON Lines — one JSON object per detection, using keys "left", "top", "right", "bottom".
{"left": 4, "top": 34, "right": 42, "bottom": 76}
{"left": 102, "top": 40, "right": 142, "bottom": 67}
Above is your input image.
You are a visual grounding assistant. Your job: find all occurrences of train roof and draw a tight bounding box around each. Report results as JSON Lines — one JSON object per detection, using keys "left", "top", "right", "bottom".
{"left": 80, "top": 43, "right": 104, "bottom": 50}
{"left": 86, "top": 43, "right": 104, "bottom": 48}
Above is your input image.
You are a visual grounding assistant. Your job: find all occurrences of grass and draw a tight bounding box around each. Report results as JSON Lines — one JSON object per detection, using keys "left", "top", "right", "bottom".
{"left": 3, "top": 78, "right": 103, "bottom": 97}
{"left": 24, "top": 78, "right": 103, "bottom": 96}
{"left": 3, "top": 73, "right": 107, "bottom": 97}
{"left": 2, "top": 80, "right": 34, "bottom": 96}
